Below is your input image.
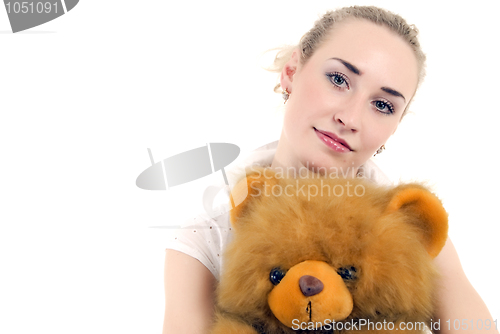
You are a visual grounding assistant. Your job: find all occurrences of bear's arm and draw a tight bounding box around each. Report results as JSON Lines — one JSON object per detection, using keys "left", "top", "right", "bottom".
{"left": 433, "top": 237, "right": 498, "bottom": 334}
{"left": 162, "top": 250, "right": 216, "bottom": 334}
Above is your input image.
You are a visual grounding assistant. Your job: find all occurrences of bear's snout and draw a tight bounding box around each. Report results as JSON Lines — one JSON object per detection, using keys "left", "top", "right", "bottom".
{"left": 299, "top": 275, "right": 324, "bottom": 296}
{"left": 268, "top": 260, "right": 354, "bottom": 328}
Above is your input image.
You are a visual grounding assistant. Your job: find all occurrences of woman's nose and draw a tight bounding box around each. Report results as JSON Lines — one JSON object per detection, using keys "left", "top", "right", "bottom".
{"left": 333, "top": 98, "right": 364, "bottom": 132}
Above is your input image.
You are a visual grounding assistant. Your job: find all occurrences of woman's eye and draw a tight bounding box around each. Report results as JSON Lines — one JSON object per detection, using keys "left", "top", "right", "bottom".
{"left": 269, "top": 267, "right": 287, "bottom": 285}
{"left": 373, "top": 100, "right": 395, "bottom": 115}
{"left": 327, "top": 72, "right": 349, "bottom": 89}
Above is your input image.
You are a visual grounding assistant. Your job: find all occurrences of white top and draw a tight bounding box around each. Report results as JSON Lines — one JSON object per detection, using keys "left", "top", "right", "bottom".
{"left": 164, "top": 140, "right": 392, "bottom": 280}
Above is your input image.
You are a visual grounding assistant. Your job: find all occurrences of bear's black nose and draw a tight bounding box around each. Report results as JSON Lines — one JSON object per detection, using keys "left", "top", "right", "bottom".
{"left": 299, "top": 275, "right": 324, "bottom": 297}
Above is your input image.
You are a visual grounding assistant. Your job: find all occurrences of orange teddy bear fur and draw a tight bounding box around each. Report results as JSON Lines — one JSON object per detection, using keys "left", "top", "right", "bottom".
{"left": 211, "top": 167, "right": 448, "bottom": 334}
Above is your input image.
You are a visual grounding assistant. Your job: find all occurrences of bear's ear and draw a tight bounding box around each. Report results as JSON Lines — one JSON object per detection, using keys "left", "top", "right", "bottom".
{"left": 385, "top": 185, "right": 448, "bottom": 258}
{"left": 229, "top": 167, "right": 277, "bottom": 227}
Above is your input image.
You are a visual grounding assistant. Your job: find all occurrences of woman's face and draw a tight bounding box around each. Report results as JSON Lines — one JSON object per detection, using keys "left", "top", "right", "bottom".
{"left": 274, "top": 18, "right": 419, "bottom": 176}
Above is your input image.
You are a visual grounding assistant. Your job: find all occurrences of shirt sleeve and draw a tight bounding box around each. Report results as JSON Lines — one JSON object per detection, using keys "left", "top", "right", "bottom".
{"left": 164, "top": 211, "right": 233, "bottom": 281}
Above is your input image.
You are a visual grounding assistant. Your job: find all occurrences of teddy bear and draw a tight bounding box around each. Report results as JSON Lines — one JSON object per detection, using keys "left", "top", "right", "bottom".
{"left": 210, "top": 167, "right": 448, "bottom": 334}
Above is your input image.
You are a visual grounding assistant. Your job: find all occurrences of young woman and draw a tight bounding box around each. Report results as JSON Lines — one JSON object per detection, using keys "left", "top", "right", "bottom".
{"left": 162, "top": 6, "right": 497, "bottom": 334}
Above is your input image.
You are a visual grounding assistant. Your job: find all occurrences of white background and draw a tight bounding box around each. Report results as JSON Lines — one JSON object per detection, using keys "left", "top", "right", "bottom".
{"left": 1, "top": 0, "right": 498, "bottom": 333}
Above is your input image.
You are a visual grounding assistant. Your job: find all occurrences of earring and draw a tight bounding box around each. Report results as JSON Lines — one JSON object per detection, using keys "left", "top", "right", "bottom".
{"left": 374, "top": 145, "right": 385, "bottom": 156}
{"left": 282, "top": 88, "right": 290, "bottom": 104}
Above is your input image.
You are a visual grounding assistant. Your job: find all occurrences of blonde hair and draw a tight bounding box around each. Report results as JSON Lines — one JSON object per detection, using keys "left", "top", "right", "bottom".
{"left": 270, "top": 6, "right": 426, "bottom": 95}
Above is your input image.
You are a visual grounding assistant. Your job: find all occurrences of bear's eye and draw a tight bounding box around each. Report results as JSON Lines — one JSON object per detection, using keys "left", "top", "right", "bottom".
{"left": 337, "top": 266, "right": 357, "bottom": 281}
{"left": 269, "top": 267, "right": 287, "bottom": 285}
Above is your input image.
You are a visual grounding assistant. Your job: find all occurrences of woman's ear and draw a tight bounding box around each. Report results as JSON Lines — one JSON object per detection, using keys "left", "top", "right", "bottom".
{"left": 280, "top": 49, "right": 300, "bottom": 93}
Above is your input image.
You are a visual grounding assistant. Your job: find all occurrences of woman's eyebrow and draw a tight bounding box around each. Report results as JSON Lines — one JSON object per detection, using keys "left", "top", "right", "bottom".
{"left": 331, "top": 57, "right": 361, "bottom": 75}
{"left": 381, "top": 87, "right": 406, "bottom": 102}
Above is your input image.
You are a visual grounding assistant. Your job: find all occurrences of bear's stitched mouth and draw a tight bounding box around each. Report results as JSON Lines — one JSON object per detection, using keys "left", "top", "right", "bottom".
{"left": 306, "top": 301, "right": 312, "bottom": 322}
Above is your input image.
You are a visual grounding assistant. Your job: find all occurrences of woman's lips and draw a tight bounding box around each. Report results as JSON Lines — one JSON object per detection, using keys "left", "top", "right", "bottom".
{"left": 313, "top": 127, "right": 352, "bottom": 153}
